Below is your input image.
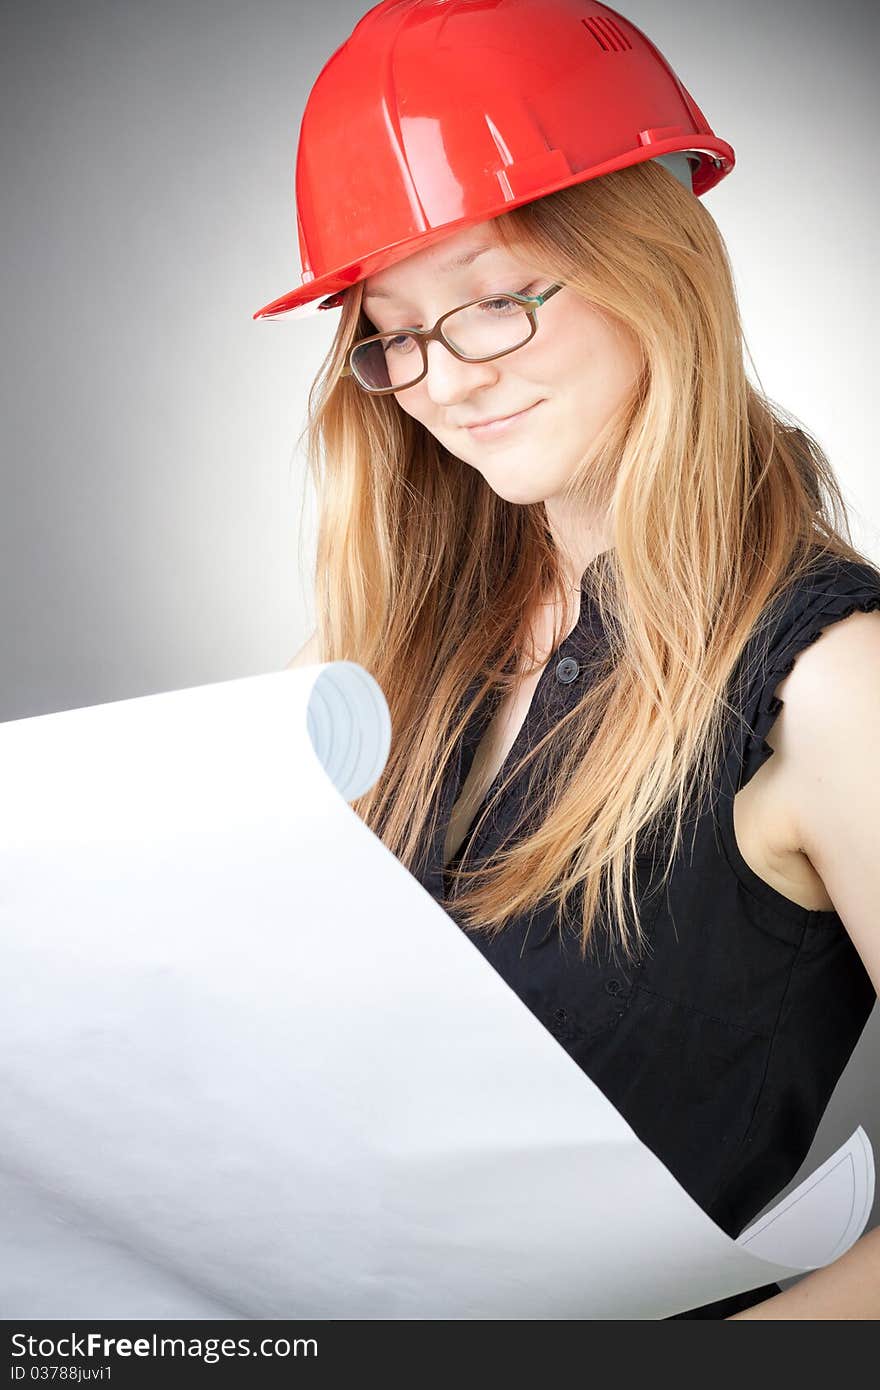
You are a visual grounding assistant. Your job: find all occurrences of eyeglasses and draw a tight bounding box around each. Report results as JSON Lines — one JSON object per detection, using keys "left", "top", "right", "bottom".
{"left": 341, "top": 282, "right": 565, "bottom": 395}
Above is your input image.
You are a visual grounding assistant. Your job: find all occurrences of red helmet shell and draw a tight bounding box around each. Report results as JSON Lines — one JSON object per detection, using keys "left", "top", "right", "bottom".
{"left": 253, "top": 0, "right": 735, "bottom": 321}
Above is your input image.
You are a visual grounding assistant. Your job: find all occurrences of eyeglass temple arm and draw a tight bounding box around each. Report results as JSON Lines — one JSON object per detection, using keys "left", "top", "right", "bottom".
{"left": 530, "top": 281, "right": 564, "bottom": 306}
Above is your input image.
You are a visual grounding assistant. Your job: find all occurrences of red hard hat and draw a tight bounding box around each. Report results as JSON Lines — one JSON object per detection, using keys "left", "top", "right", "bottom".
{"left": 253, "top": 0, "right": 735, "bottom": 322}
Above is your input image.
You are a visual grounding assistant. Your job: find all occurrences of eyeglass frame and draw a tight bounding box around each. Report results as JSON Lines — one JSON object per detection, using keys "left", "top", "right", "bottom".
{"left": 339, "top": 282, "right": 566, "bottom": 395}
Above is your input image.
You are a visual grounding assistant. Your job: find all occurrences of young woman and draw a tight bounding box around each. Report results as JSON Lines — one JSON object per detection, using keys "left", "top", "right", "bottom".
{"left": 260, "top": 0, "right": 880, "bottom": 1318}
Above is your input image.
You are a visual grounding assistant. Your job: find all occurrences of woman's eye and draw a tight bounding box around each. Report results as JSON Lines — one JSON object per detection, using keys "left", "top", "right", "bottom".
{"left": 383, "top": 334, "right": 418, "bottom": 355}
{"left": 478, "top": 285, "right": 540, "bottom": 313}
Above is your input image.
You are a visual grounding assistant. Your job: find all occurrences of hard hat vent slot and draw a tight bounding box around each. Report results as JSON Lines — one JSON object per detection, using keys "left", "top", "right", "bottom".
{"left": 580, "top": 15, "right": 633, "bottom": 52}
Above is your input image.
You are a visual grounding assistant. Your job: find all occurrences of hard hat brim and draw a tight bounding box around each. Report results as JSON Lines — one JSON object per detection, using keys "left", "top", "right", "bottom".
{"left": 251, "top": 219, "right": 503, "bottom": 322}
{"left": 252, "top": 140, "right": 734, "bottom": 324}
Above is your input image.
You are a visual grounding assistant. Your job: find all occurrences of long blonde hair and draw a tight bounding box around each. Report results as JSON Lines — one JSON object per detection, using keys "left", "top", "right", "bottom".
{"left": 295, "top": 158, "right": 871, "bottom": 966}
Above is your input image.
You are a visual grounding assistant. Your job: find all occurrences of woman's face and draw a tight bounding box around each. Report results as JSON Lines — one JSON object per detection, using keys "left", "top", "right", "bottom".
{"left": 360, "top": 220, "right": 643, "bottom": 507}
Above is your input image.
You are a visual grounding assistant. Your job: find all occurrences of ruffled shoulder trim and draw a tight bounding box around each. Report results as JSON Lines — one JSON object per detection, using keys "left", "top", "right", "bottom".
{"left": 728, "top": 554, "right": 880, "bottom": 792}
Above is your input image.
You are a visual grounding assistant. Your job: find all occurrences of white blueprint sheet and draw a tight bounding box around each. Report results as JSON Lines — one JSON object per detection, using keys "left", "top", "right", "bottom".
{"left": 0, "top": 663, "right": 874, "bottom": 1319}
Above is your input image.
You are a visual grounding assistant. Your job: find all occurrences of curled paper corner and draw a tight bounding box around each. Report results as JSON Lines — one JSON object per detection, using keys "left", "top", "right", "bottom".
{"left": 734, "top": 1125, "right": 875, "bottom": 1271}
{"left": 293, "top": 659, "right": 392, "bottom": 802}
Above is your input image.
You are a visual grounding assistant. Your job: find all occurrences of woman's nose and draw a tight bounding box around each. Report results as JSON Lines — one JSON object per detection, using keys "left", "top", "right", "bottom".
{"left": 421, "top": 337, "right": 500, "bottom": 403}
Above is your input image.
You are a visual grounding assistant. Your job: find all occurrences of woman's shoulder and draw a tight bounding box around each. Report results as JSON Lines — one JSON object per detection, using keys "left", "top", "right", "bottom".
{"left": 725, "top": 547, "right": 880, "bottom": 794}
{"left": 737, "top": 548, "right": 880, "bottom": 700}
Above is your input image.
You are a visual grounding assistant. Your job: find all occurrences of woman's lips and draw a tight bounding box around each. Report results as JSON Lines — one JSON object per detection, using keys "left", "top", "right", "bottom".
{"left": 464, "top": 400, "right": 543, "bottom": 438}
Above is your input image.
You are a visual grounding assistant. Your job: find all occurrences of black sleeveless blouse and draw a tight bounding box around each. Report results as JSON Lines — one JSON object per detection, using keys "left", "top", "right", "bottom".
{"left": 411, "top": 552, "right": 880, "bottom": 1319}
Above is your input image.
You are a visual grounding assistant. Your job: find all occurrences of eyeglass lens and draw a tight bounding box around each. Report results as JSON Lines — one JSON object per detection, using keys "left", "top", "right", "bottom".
{"left": 350, "top": 297, "right": 534, "bottom": 391}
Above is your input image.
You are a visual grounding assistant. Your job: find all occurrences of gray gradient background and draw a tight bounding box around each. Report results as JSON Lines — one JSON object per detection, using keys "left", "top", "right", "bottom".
{"left": 2, "top": 0, "right": 879, "bottom": 1270}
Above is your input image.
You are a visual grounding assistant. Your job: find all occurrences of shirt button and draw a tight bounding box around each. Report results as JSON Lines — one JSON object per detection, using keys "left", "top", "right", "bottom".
{"left": 555, "top": 656, "right": 580, "bottom": 684}
{"left": 604, "top": 979, "right": 623, "bottom": 996}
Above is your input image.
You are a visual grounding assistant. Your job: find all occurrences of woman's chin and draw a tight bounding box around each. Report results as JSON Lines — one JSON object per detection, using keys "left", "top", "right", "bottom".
{"left": 477, "top": 467, "right": 555, "bottom": 507}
